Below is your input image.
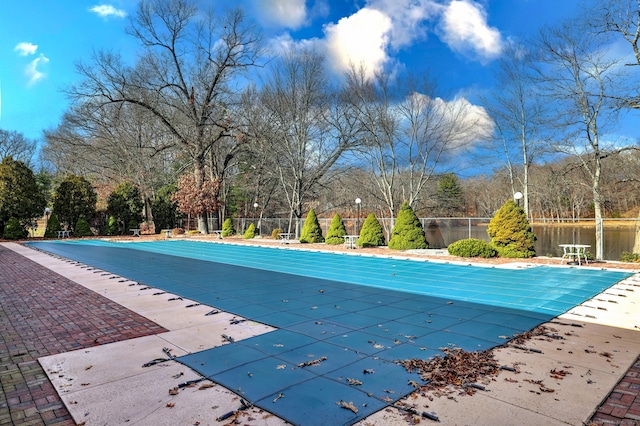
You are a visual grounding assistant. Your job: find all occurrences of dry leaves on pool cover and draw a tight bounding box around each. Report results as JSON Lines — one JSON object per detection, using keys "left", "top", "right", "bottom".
{"left": 400, "top": 348, "right": 500, "bottom": 396}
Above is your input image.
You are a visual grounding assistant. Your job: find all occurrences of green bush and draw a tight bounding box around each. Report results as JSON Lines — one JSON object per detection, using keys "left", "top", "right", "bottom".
{"left": 271, "top": 228, "right": 283, "bottom": 239}
{"left": 74, "top": 218, "right": 94, "bottom": 237}
{"left": 103, "top": 215, "right": 120, "bottom": 236}
{"left": 299, "top": 209, "right": 324, "bottom": 243}
{"left": 221, "top": 218, "right": 235, "bottom": 237}
{"left": 357, "top": 213, "right": 386, "bottom": 247}
{"left": 487, "top": 200, "right": 536, "bottom": 258}
{"left": 620, "top": 252, "right": 640, "bottom": 263}
{"left": 243, "top": 223, "right": 256, "bottom": 239}
{"left": 388, "top": 201, "right": 428, "bottom": 250}
{"left": 448, "top": 238, "right": 496, "bottom": 258}
{"left": 2, "top": 217, "right": 27, "bottom": 240}
{"left": 44, "top": 212, "right": 62, "bottom": 238}
{"left": 325, "top": 214, "right": 347, "bottom": 245}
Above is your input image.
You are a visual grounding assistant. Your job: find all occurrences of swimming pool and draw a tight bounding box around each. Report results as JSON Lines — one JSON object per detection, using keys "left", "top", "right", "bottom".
{"left": 26, "top": 239, "right": 633, "bottom": 425}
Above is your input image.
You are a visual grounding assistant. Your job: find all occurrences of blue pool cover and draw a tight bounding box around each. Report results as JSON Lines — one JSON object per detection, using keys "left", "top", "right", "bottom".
{"left": 27, "top": 240, "right": 633, "bottom": 425}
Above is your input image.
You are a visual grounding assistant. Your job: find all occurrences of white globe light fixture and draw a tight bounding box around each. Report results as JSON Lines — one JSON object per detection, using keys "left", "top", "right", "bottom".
{"left": 514, "top": 191, "right": 523, "bottom": 207}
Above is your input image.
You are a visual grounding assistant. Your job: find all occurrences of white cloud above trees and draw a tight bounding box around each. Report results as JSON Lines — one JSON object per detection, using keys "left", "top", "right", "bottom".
{"left": 89, "top": 4, "right": 127, "bottom": 18}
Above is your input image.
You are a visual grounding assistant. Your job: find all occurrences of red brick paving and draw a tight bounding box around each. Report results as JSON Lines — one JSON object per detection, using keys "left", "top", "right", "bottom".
{"left": 0, "top": 245, "right": 168, "bottom": 425}
{"left": 589, "top": 357, "right": 640, "bottom": 425}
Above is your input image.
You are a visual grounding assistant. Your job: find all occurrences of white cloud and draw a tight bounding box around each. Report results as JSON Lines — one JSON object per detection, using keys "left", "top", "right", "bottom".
{"left": 366, "top": 0, "right": 442, "bottom": 49}
{"left": 439, "top": 0, "right": 502, "bottom": 61}
{"left": 324, "top": 8, "right": 392, "bottom": 79}
{"left": 14, "top": 42, "right": 38, "bottom": 56}
{"left": 252, "top": 0, "right": 307, "bottom": 29}
{"left": 90, "top": 4, "right": 127, "bottom": 18}
{"left": 25, "top": 54, "right": 49, "bottom": 86}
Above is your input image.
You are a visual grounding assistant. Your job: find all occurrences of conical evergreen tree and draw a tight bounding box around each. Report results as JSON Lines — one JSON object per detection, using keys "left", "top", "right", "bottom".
{"left": 74, "top": 217, "right": 94, "bottom": 237}
{"left": 299, "top": 209, "right": 324, "bottom": 243}
{"left": 103, "top": 215, "right": 120, "bottom": 235}
{"left": 325, "top": 213, "right": 347, "bottom": 245}
{"left": 221, "top": 218, "right": 235, "bottom": 237}
{"left": 44, "top": 212, "right": 62, "bottom": 238}
{"left": 243, "top": 223, "right": 256, "bottom": 239}
{"left": 487, "top": 200, "right": 536, "bottom": 258}
{"left": 357, "top": 213, "right": 386, "bottom": 247}
{"left": 388, "top": 201, "right": 428, "bottom": 250}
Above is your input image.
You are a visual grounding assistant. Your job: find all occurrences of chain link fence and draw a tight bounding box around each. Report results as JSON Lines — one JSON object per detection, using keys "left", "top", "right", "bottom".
{"left": 221, "top": 217, "right": 638, "bottom": 261}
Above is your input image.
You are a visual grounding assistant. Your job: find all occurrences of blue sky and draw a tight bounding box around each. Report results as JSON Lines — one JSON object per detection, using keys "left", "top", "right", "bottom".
{"left": 0, "top": 0, "right": 584, "bottom": 141}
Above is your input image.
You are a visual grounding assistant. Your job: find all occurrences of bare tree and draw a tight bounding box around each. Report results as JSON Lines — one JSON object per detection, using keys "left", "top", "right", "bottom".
{"left": 347, "top": 68, "right": 493, "bottom": 227}
{"left": 534, "top": 22, "right": 624, "bottom": 259}
{"left": 67, "top": 0, "right": 262, "bottom": 233}
{"left": 0, "top": 129, "right": 36, "bottom": 165}
{"left": 242, "top": 48, "right": 360, "bottom": 237}
{"left": 482, "top": 42, "right": 549, "bottom": 217}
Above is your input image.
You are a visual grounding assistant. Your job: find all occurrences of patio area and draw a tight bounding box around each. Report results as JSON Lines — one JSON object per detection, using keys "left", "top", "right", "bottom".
{"left": 1, "top": 239, "right": 639, "bottom": 425}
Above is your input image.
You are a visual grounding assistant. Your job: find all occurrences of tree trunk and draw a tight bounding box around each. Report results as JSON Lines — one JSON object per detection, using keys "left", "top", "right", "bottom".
{"left": 633, "top": 211, "right": 640, "bottom": 254}
{"left": 193, "top": 158, "right": 209, "bottom": 234}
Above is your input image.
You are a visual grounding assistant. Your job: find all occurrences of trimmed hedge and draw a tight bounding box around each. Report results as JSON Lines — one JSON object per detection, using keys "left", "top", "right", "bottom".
{"left": 448, "top": 238, "right": 496, "bottom": 258}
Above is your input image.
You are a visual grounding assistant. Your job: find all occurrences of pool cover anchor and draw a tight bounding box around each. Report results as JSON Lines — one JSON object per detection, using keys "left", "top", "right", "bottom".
{"left": 393, "top": 404, "right": 440, "bottom": 422}
{"left": 142, "top": 347, "right": 176, "bottom": 367}
{"left": 216, "top": 398, "right": 252, "bottom": 421}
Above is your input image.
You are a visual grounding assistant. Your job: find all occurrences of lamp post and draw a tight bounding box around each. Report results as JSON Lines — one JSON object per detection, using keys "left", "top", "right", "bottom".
{"left": 44, "top": 207, "right": 50, "bottom": 230}
{"left": 355, "top": 198, "right": 361, "bottom": 235}
{"left": 253, "top": 202, "right": 259, "bottom": 235}
{"left": 513, "top": 191, "right": 523, "bottom": 207}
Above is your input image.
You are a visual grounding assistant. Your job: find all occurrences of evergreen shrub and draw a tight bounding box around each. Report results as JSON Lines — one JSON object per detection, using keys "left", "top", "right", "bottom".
{"left": 621, "top": 252, "right": 640, "bottom": 263}
{"left": 44, "top": 212, "right": 62, "bottom": 238}
{"left": 447, "top": 238, "right": 496, "bottom": 258}
{"left": 487, "top": 200, "right": 536, "bottom": 258}
{"left": 244, "top": 223, "right": 256, "bottom": 239}
{"left": 271, "top": 228, "right": 283, "bottom": 239}
{"left": 299, "top": 209, "right": 324, "bottom": 243}
{"left": 388, "top": 201, "right": 428, "bottom": 250}
{"left": 104, "top": 215, "right": 120, "bottom": 235}
{"left": 357, "top": 213, "right": 386, "bottom": 247}
{"left": 325, "top": 214, "right": 347, "bottom": 245}
{"left": 2, "top": 217, "right": 27, "bottom": 240}
{"left": 74, "top": 218, "right": 94, "bottom": 237}
{"left": 222, "top": 218, "right": 235, "bottom": 237}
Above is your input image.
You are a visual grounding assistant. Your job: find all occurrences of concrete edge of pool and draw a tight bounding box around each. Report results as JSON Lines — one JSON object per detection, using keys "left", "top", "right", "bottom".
{"left": 3, "top": 241, "right": 640, "bottom": 426}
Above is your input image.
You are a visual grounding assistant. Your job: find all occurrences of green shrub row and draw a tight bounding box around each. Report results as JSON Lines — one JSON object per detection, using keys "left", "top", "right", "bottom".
{"left": 447, "top": 239, "right": 496, "bottom": 258}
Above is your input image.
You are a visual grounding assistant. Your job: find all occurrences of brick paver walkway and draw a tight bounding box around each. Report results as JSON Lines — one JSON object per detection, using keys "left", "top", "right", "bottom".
{"left": 590, "top": 356, "right": 640, "bottom": 425}
{"left": 0, "top": 245, "right": 167, "bottom": 425}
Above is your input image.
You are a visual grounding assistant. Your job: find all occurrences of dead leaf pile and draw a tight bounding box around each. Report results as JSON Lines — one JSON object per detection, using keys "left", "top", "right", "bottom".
{"left": 400, "top": 348, "right": 499, "bottom": 395}
{"left": 510, "top": 325, "right": 549, "bottom": 346}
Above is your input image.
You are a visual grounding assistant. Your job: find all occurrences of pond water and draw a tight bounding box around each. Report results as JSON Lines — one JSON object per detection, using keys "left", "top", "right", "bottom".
{"left": 424, "top": 223, "right": 638, "bottom": 261}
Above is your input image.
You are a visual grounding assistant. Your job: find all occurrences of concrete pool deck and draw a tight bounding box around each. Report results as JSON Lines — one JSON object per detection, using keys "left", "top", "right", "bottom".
{"left": 1, "top": 239, "right": 640, "bottom": 425}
